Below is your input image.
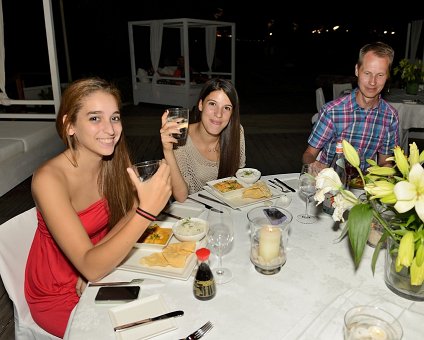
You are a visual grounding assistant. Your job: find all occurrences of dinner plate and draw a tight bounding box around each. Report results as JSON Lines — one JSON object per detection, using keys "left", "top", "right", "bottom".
{"left": 134, "top": 222, "right": 173, "bottom": 250}
{"left": 206, "top": 177, "right": 247, "bottom": 198}
{"left": 119, "top": 237, "right": 206, "bottom": 280}
{"left": 203, "top": 182, "right": 283, "bottom": 210}
{"left": 109, "top": 294, "right": 177, "bottom": 340}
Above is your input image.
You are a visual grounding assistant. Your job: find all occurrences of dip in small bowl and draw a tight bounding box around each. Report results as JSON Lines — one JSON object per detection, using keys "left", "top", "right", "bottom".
{"left": 172, "top": 217, "right": 208, "bottom": 242}
{"left": 236, "top": 168, "right": 261, "bottom": 185}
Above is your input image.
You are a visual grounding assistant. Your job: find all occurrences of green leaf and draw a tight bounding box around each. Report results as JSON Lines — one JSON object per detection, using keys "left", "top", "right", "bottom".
{"left": 371, "top": 232, "right": 388, "bottom": 274}
{"left": 347, "top": 203, "right": 374, "bottom": 267}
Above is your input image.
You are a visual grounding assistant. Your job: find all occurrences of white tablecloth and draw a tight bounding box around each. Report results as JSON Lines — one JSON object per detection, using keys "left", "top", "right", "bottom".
{"left": 386, "top": 88, "right": 424, "bottom": 153}
{"left": 64, "top": 174, "right": 424, "bottom": 340}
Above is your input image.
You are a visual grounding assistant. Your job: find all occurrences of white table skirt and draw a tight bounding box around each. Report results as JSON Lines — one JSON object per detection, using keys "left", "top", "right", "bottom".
{"left": 64, "top": 174, "right": 423, "bottom": 340}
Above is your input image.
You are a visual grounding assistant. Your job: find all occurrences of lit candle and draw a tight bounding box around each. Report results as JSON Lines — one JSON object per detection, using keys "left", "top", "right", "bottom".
{"left": 259, "top": 225, "right": 281, "bottom": 262}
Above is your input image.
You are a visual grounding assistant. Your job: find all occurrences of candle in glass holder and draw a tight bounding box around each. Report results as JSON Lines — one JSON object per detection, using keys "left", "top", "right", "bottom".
{"left": 259, "top": 225, "right": 281, "bottom": 262}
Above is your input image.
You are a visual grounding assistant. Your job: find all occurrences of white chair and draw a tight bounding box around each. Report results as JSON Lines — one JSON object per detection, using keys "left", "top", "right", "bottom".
{"left": 0, "top": 208, "right": 60, "bottom": 340}
{"left": 333, "top": 83, "right": 352, "bottom": 100}
{"left": 312, "top": 87, "right": 326, "bottom": 125}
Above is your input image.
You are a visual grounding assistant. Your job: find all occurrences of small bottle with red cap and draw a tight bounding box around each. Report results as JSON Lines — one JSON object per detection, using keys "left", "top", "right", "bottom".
{"left": 193, "top": 248, "right": 216, "bottom": 300}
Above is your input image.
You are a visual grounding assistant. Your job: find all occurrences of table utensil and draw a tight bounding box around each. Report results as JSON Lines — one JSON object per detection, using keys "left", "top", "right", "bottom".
{"left": 198, "top": 193, "right": 233, "bottom": 208}
{"left": 159, "top": 211, "right": 183, "bottom": 220}
{"left": 88, "top": 278, "right": 162, "bottom": 287}
{"left": 188, "top": 197, "right": 223, "bottom": 213}
{"left": 268, "top": 180, "right": 290, "bottom": 193}
{"left": 179, "top": 321, "right": 213, "bottom": 340}
{"left": 114, "top": 310, "right": 184, "bottom": 332}
{"left": 274, "top": 178, "right": 296, "bottom": 192}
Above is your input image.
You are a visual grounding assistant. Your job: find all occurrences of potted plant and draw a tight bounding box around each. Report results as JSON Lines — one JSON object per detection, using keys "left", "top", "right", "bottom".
{"left": 393, "top": 58, "right": 424, "bottom": 95}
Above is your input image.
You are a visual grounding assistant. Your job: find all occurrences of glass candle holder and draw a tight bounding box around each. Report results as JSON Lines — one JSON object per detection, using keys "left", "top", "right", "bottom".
{"left": 248, "top": 206, "right": 292, "bottom": 275}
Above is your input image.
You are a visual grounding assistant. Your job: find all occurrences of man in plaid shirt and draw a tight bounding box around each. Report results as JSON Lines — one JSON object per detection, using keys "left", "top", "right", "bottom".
{"left": 302, "top": 42, "right": 399, "bottom": 175}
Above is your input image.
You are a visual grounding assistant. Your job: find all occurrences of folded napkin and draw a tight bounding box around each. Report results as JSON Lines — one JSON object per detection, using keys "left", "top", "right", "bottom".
{"left": 139, "top": 241, "right": 196, "bottom": 268}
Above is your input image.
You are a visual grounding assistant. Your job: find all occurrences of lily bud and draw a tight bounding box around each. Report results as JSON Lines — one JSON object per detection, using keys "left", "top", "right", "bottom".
{"left": 409, "top": 142, "right": 420, "bottom": 166}
{"left": 411, "top": 257, "right": 424, "bottom": 286}
{"left": 364, "top": 181, "right": 394, "bottom": 199}
{"left": 367, "top": 165, "right": 396, "bottom": 176}
{"left": 415, "top": 243, "right": 424, "bottom": 267}
{"left": 396, "top": 231, "right": 415, "bottom": 270}
{"left": 394, "top": 146, "right": 409, "bottom": 178}
{"left": 342, "top": 140, "right": 360, "bottom": 168}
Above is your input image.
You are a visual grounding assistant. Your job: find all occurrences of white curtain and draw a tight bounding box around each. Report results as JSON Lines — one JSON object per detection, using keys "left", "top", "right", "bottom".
{"left": 150, "top": 21, "right": 163, "bottom": 85}
{"left": 205, "top": 26, "right": 216, "bottom": 73}
{"left": 0, "top": 0, "right": 9, "bottom": 102}
{"left": 406, "top": 20, "right": 423, "bottom": 62}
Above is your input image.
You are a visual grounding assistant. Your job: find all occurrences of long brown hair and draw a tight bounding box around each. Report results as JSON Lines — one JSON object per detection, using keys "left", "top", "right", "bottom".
{"left": 56, "top": 77, "right": 135, "bottom": 227}
{"left": 192, "top": 78, "right": 241, "bottom": 178}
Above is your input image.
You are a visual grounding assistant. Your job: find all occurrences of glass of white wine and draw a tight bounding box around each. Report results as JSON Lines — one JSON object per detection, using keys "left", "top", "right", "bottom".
{"left": 297, "top": 164, "right": 317, "bottom": 224}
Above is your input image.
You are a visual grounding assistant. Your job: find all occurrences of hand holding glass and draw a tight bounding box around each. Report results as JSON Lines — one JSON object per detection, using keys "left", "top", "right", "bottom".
{"left": 167, "top": 108, "right": 189, "bottom": 140}
{"left": 297, "top": 164, "right": 317, "bottom": 224}
{"left": 131, "top": 160, "right": 160, "bottom": 182}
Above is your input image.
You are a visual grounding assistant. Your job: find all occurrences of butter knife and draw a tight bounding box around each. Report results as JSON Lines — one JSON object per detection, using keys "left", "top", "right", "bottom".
{"left": 187, "top": 197, "right": 223, "bottom": 213}
{"left": 274, "top": 178, "right": 296, "bottom": 192}
{"left": 198, "top": 193, "right": 232, "bottom": 208}
{"left": 114, "top": 310, "right": 184, "bottom": 332}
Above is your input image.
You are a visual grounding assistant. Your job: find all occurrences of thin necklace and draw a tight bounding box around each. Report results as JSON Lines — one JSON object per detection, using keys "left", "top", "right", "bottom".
{"left": 208, "top": 140, "right": 219, "bottom": 153}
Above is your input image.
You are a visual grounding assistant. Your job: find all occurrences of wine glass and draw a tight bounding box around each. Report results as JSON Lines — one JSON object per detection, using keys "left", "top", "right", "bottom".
{"left": 297, "top": 164, "right": 317, "bottom": 224}
{"left": 207, "top": 208, "right": 234, "bottom": 284}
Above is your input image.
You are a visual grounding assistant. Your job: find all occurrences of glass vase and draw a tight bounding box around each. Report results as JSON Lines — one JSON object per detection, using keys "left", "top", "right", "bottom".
{"left": 384, "top": 238, "right": 424, "bottom": 301}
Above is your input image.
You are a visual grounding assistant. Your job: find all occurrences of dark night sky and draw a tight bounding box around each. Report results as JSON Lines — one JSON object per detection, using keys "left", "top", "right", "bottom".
{"left": 2, "top": 1, "right": 423, "bottom": 91}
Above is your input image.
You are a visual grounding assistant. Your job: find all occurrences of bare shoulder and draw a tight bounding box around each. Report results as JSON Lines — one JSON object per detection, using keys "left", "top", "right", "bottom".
{"left": 32, "top": 153, "right": 69, "bottom": 197}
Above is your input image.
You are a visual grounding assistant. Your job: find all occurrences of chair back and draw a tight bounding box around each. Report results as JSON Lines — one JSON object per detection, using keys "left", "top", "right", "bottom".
{"left": 0, "top": 208, "right": 60, "bottom": 339}
{"left": 315, "top": 87, "right": 325, "bottom": 113}
{"left": 333, "top": 83, "right": 352, "bottom": 100}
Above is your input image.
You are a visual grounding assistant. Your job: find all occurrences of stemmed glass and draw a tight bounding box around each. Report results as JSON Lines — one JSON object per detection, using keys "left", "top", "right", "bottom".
{"left": 297, "top": 164, "right": 317, "bottom": 224}
{"left": 207, "top": 208, "right": 234, "bottom": 284}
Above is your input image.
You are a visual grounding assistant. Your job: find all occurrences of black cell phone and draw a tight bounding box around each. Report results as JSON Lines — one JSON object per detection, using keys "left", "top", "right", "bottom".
{"left": 263, "top": 208, "right": 287, "bottom": 225}
{"left": 94, "top": 286, "right": 140, "bottom": 304}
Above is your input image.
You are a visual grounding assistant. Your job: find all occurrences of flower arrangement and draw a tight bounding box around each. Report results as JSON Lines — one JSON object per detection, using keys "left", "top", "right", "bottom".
{"left": 314, "top": 140, "right": 424, "bottom": 286}
{"left": 393, "top": 58, "right": 424, "bottom": 83}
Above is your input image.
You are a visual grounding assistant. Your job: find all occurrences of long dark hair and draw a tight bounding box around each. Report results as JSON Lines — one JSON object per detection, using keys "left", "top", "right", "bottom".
{"left": 56, "top": 77, "right": 135, "bottom": 227}
{"left": 192, "top": 78, "right": 241, "bottom": 178}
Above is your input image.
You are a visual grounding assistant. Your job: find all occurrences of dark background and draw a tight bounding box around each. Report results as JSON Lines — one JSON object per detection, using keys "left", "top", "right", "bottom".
{"left": 2, "top": 1, "right": 423, "bottom": 108}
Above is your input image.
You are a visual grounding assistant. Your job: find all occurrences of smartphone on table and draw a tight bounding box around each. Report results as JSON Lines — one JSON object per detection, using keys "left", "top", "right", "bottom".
{"left": 94, "top": 286, "right": 140, "bottom": 304}
{"left": 263, "top": 208, "right": 287, "bottom": 225}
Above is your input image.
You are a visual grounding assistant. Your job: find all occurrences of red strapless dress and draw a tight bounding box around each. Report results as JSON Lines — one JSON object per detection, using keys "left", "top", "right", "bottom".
{"left": 25, "top": 199, "right": 109, "bottom": 338}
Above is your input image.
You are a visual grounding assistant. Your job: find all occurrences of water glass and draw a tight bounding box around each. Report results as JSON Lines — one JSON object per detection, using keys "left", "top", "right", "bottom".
{"left": 344, "top": 305, "right": 403, "bottom": 340}
{"left": 167, "top": 107, "right": 189, "bottom": 140}
{"left": 132, "top": 160, "right": 160, "bottom": 181}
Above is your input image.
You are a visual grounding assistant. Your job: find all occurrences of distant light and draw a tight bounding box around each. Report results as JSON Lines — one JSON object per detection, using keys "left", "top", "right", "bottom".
{"left": 391, "top": 31, "right": 395, "bottom": 35}
{"left": 333, "top": 25, "right": 340, "bottom": 31}
{"left": 345, "top": 29, "right": 349, "bottom": 33}
{"left": 384, "top": 30, "right": 388, "bottom": 34}
{"left": 269, "top": 32, "right": 273, "bottom": 36}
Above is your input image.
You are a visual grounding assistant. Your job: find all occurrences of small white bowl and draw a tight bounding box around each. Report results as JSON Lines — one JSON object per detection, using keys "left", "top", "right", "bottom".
{"left": 172, "top": 217, "right": 208, "bottom": 242}
{"left": 236, "top": 168, "right": 261, "bottom": 185}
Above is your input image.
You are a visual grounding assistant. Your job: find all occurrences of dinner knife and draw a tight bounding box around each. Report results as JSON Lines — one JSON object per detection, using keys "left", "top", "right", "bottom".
{"left": 187, "top": 197, "right": 223, "bottom": 213}
{"left": 274, "top": 178, "right": 296, "bottom": 192}
{"left": 160, "top": 211, "right": 183, "bottom": 220}
{"left": 114, "top": 310, "right": 184, "bottom": 332}
{"left": 198, "top": 193, "right": 232, "bottom": 208}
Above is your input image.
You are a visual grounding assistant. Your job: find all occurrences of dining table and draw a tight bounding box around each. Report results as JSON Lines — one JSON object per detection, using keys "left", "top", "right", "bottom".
{"left": 64, "top": 173, "right": 424, "bottom": 340}
{"left": 385, "top": 88, "right": 424, "bottom": 154}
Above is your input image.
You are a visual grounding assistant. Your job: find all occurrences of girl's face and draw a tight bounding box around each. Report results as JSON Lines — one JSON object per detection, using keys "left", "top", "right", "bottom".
{"left": 68, "top": 91, "right": 122, "bottom": 157}
{"left": 198, "top": 89, "right": 233, "bottom": 136}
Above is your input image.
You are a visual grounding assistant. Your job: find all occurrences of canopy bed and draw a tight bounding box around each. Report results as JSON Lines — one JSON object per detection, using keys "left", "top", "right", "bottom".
{"left": 128, "top": 18, "right": 235, "bottom": 109}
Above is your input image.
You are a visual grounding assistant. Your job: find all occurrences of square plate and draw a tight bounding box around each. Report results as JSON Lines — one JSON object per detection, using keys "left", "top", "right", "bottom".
{"left": 203, "top": 182, "right": 283, "bottom": 209}
{"left": 134, "top": 222, "right": 173, "bottom": 250}
{"left": 119, "top": 237, "right": 206, "bottom": 280}
{"left": 206, "top": 177, "right": 247, "bottom": 198}
{"left": 109, "top": 294, "right": 177, "bottom": 340}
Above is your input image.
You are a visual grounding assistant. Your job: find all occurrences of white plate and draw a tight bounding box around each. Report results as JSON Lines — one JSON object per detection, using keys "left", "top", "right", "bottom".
{"left": 206, "top": 177, "right": 247, "bottom": 198}
{"left": 134, "top": 222, "right": 173, "bottom": 250}
{"left": 203, "top": 183, "right": 283, "bottom": 209}
{"left": 109, "top": 294, "right": 177, "bottom": 340}
{"left": 162, "top": 202, "right": 205, "bottom": 220}
{"left": 119, "top": 238, "right": 206, "bottom": 280}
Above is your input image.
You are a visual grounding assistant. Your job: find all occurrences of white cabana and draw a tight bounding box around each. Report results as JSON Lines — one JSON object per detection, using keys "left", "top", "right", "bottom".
{"left": 0, "top": 0, "right": 61, "bottom": 119}
{"left": 128, "top": 18, "right": 235, "bottom": 109}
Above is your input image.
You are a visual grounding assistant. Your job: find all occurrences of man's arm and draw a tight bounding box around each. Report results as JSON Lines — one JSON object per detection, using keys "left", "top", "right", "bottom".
{"left": 302, "top": 145, "right": 327, "bottom": 176}
{"left": 378, "top": 154, "right": 394, "bottom": 167}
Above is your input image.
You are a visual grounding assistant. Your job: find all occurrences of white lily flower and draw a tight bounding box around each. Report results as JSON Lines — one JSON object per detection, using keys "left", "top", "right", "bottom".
{"left": 332, "top": 192, "right": 356, "bottom": 222}
{"left": 394, "top": 163, "right": 424, "bottom": 221}
{"left": 314, "top": 168, "right": 343, "bottom": 205}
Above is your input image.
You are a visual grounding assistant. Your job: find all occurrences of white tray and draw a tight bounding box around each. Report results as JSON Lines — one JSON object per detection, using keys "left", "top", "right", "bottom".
{"left": 109, "top": 294, "right": 177, "bottom": 340}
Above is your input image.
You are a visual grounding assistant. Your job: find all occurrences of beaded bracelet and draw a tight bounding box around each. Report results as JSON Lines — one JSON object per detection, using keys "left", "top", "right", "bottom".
{"left": 135, "top": 207, "right": 157, "bottom": 221}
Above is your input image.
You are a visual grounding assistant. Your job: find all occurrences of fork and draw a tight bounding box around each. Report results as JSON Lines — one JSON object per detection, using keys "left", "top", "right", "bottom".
{"left": 179, "top": 321, "right": 213, "bottom": 340}
{"left": 88, "top": 278, "right": 146, "bottom": 287}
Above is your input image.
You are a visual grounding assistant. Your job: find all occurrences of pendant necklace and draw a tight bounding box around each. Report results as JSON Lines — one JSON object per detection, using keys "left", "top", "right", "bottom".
{"left": 208, "top": 140, "right": 219, "bottom": 153}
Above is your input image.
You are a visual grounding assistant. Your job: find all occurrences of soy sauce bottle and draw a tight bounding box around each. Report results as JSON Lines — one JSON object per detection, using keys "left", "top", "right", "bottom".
{"left": 193, "top": 248, "right": 216, "bottom": 300}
